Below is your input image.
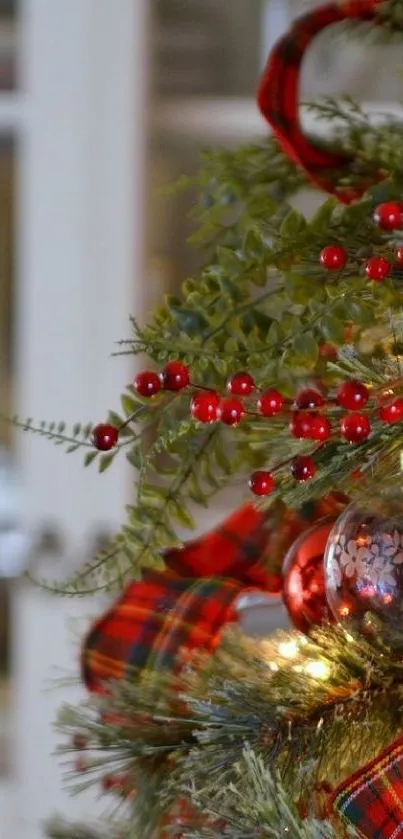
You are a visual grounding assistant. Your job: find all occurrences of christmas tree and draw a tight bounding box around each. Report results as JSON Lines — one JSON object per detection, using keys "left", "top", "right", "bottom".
{"left": 15, "top": 1, "right": 403, "bottom": 837}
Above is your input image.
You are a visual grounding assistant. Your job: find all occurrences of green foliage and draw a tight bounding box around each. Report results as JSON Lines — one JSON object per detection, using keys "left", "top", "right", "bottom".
{"left": 55, "top": 618, "right": 403, "bottom": 837}
{"left": 185, "top": 750, "right": 339, "bottom": 839}
{"left": 14, "top": 88, "right": 403, "bottom": 593}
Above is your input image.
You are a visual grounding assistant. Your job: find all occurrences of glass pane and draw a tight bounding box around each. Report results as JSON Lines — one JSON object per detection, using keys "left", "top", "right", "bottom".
{"left": 0, "top": 0, "right": 17, "bottom": 91}
{"left": 0, "top": 136, "right": 15, "bottom": 778}
{"left": 153, "top": 0, "right": 261, "bottom": 97}
{"left": 0, "top": 137, "right": 14, "bottom": 445}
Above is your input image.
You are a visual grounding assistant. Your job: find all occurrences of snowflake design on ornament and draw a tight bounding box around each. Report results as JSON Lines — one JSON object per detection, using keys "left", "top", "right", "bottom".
{"left": 334, "top": 535, "right": 370, "bottom": 578}
{"left": 379, "top": 530, "right": 403, "bottom": 564}
{"left": 330, "top": 529, "right": 403, "bottom": 591}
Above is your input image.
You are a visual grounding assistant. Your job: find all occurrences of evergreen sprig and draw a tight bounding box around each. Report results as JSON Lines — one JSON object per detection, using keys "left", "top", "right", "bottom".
{"left": 15, "top": 99, "right": 403, "bottom": 592}
{"left": 55, "top": 619, "right": 403, "bottom": 836}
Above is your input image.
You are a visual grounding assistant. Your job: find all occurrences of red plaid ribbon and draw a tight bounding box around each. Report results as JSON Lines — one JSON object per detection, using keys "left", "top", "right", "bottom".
{"left": 332, "top": 735, "right": 403, "bottom": 839}
{"left": 257, "top": 0, "right": 385, "bottom": 201}
{"left": 82, "top": 497, "right": 348, "bottom": 693}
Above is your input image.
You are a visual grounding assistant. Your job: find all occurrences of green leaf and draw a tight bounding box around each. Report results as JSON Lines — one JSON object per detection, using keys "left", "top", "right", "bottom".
{"left": 84, "top": 451, "right": 98, "bottom": 467}
{"left": 319, "top": 314, "right": 345, "bottom": 343}
{"left": 170, "top": 307, "right": 208, "bottom": 335}
{"left": 280, "top": 209, "right": 307, "bottom": 237}
{"left": 98, "top": 452, "right": 117, "bottom": 473}
{"left": 168, "top": 498, "right": 195, "bottom": 529}
{"left": 243, "top": 229, "right": 264, "bottom": 260}
{"left": 121, "top": 394, "right": 138, "bottom": 417}
{"left": 66, "top": 443, "right": 80, "bottom": 454}
{"left": 291, "top": 333, "right": 319, "bottom": 369}
{"left": 310, "top": 197, "right": 337, "bottom": 231}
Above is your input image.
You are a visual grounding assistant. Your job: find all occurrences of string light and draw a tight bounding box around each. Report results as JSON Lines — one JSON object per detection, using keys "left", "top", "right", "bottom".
{"left": 304, "top": 660, "right": 331, "bottom": 680}
{"left": 278, "top": 640, "right": 299, "bottom": 659}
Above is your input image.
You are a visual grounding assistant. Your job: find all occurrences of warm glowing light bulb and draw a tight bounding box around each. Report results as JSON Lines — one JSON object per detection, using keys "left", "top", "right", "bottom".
{"left": 278, "top": 640, "right": 299, "bottom": 659}
{"left": 304, "top": 660, "right": 330, "bottom": 680}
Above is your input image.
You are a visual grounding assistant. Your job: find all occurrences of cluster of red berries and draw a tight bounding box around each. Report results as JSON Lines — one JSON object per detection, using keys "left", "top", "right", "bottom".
{"left": 319, "top": 201, "right": 403, "bottom": 282}
{"left": 91, "top": 361, "right": 403, "bottom": 498}
{"left": 249, "top": 379, "right": 403, "bottom": 496}
{"left": 91, "top": 361, "right": 191, "bottom": 451}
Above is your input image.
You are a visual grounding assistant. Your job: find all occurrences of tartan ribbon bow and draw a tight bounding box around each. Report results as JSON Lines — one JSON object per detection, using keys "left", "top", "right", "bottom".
{"left": 257, "top": 0, "right": 385, "bottom": 201}
{"left": 81, "top": 496, "right": 347, "bottom": 694}
{"left": 332, "top": 735, "right": 403, "bottom": 839}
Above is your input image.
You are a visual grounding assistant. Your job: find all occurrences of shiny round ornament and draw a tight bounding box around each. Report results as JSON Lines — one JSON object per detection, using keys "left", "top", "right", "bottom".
{"left": 282, "top": 518, "right": 336, "bottom": 633}
{"left": 324, "top": 491, "right": 403, "bottom": 644}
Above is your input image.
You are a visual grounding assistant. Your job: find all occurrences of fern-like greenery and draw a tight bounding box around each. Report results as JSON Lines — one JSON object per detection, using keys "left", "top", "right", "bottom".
{"left": 12, "top": 96, "right": 403, "bottom": 594}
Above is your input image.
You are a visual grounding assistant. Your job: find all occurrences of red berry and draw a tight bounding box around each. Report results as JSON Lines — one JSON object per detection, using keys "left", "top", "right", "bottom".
{"left": 160, "top": 361, "right": 189, "bottom": 391}
{"left": 379, "top": 398, "right": 403, "bottom": 424}
{"left": 217, "top": 397, "right": 244, "bottom": 426}
{"left": 101, "top": 776, "right": 117, "bottom": 793}
{"left": 319, "top": 245, "right": 347, "bottom": 270}
{"left": 310, "top": 414, "right": 332, "bottom": 441}
{"left": 340, "top": 413, "right": 371, "bottom": 443}
{"left": 74, "top": 757, "right": 87, "bottom": 773}
{"left": 319, "top": 343, "right": 338, "bottom": 361}
{"left": 373, "top": 201, "right": 403, "bottom": 231}
{"left": 291, "top": 456, "right": 316, "bottom": 482}
{"left": 134, "top": 371, "right": 161, "bottom": 397}
{"left": 72, "top": 734, "right": 87, "bottom": 750}
{"left": 257, "top": 389, "right": 284, "bottom": 417}
{"left": 365, "top": 255, "right": 391, "bottom": 282}
{"left": 395, "top": 246, "right": 403, "bottom": 267}
{"left": 289, "top": 411, "right": 313, "bottom": 439}
{"left": 295, "top": 388, "right": 324, "bottom": 409}
{"left": 190, "top": 391, "right": 220, "bottom": 423}
{"left": 227, "top": 371, "right": 255, "bottom": 396}
{"left": 248, "top": 470, "right": 275, "bottom": 496}
{"left": 91, "top": 423, "right": 119, "bottom": 451}
{"left": 336, "top": 380, "right": 369, "bottom": 410}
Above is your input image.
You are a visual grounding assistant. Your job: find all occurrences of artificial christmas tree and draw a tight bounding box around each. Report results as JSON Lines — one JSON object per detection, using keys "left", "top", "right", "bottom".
{"left": 12, "top": 0, "right": 403, "bottom": 837}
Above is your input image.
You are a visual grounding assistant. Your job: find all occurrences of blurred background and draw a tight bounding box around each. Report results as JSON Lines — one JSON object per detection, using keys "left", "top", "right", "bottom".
{"left": 0, "top": 2, "right": 402, "bottom": 838}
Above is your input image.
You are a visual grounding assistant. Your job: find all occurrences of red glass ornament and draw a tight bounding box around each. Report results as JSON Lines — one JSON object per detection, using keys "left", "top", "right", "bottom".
{"left": 248, "top": 470, "right": 275, "bottom": 496}
{"left": 395, "top": 246, "right": 403, "bottom": 267}
{"left": 373, "top": 201, "right": 403, "bottom": 231}
{"left": 134, "top": 370, "right": 161, "bottom": 397}
{"left": 310, "top": 414, "right": 332, "bottom": 441}
{"left": 340, "top": 413, "right": 371, "bottom": 443}
{"left": 282, "top": 518, "right": 336, "bottom": 633}
{"left": 217, "top": 397, "right": 245, "bottom": 425}
{"left": 190, "top": 391, "right": 220, "bottom": 423}
{"left": 289, "top": 411, "right": 314, "bottom": 439}
{"left": 227, "top": 371, "right": 255, "bottom": 395}
{"left": 295, "top": 388, "right": 324, "bottom": 409}
{"left": 365, "top": 255, "right": 392, "bottom": 282}
{"left": 379, "top": 398, "right": 403, "bottom": 424}
{"left": 160, "top": 361, "right": 190, "bottom": 391}
{"left": 319, "top": 245, "right": 347, "bottom": 270}
{"left": 291, "top": 455, "right": 316, "bottom": 482}
{"left": 91, "top": 423, "right": 119, "bottom": 451}
{"left": 265, "top": 574, "right": 283, "bottom": 594}
{"left": 257, "top": 389, "right": 284, "bottom": 416}
{"left": 336, "top": 380, "right": 369, "bottom": 410}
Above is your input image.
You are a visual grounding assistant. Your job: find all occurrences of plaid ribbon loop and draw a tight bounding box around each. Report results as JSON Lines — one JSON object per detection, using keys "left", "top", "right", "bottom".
{"left": 81, "top": 497, "right": 347, "bottom": 694}
{"left": 332, "top": 736, "right": 403, "bottom": 839}
{"left": 257, "top": 0, "right": 386, "bottom": 201}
